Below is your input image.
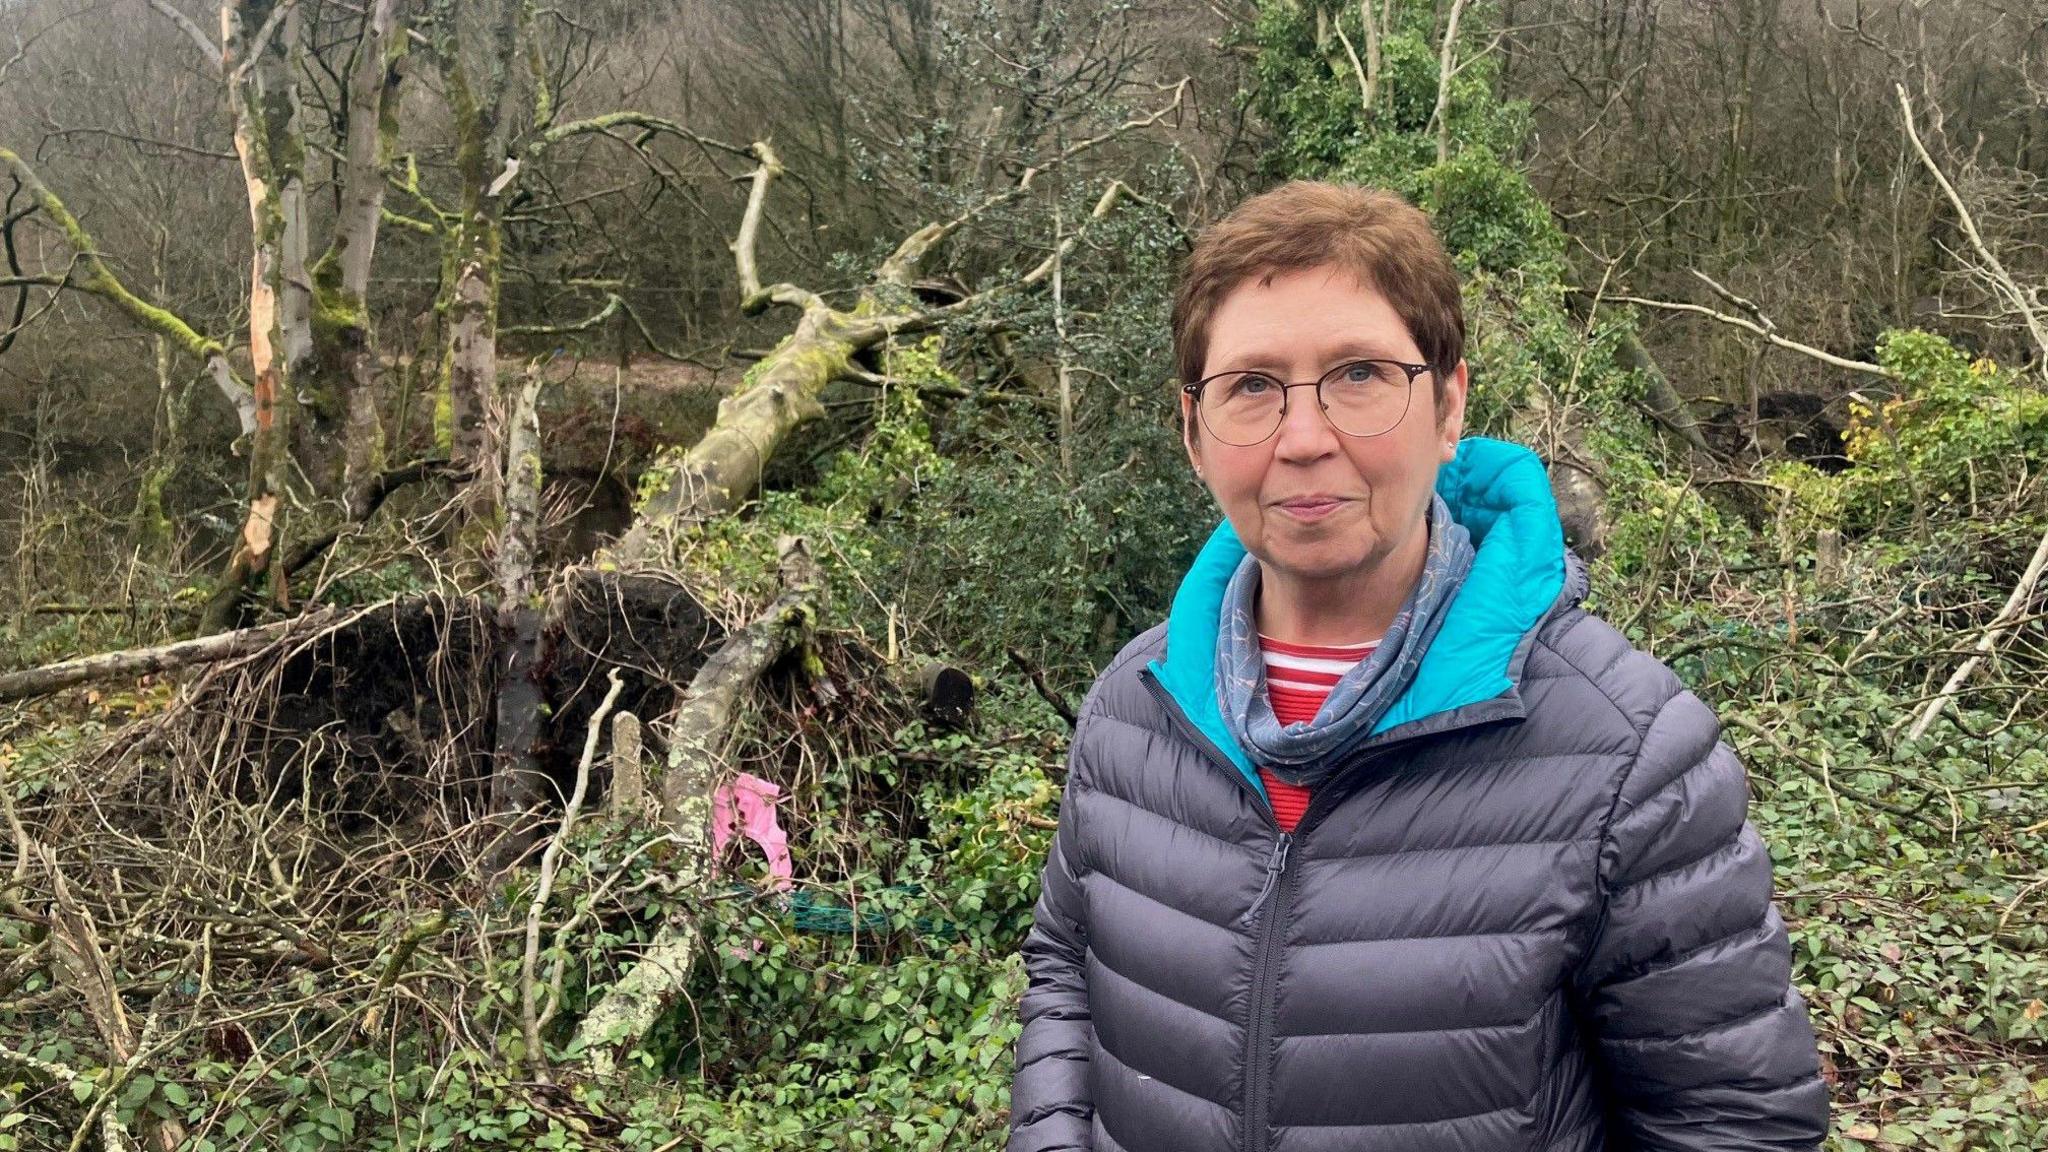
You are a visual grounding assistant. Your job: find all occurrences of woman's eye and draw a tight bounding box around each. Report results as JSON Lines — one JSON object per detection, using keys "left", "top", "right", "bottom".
{"left": 1236, "top": 374, "right": 1275, "bottom": 394}
{"left": 1344, "top": 363, "right": 1375, "bottom": 383}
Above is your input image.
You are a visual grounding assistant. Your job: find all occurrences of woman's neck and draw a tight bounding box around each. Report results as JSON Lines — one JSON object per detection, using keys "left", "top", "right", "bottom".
{"left": 1253, "top": 527, "right": 1429, "bottom": 648}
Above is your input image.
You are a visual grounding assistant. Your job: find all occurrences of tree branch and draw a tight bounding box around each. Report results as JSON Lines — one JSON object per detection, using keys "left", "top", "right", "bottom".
{"left": 141, "top": 0, "right": 222, "bottom": 70}
{"left": 0, "top": 146, "right": 256, "bottom": 429}
{"left": 871, "top": 180, "right": 1131, "bottom": 340}
{"left": 501, "top": 293, "right": 623, "bottom": 337}
{"left": 1895, "top": 83, "right": 2048, "bottom": 373}
{"left": 529, "top": 111, "right": 749, "bottom": 163}
{"left": 0, "top": 606, "right": 357, "bottom": 703}
{"left": 1907, "top": 521, "right": 2048, "bottom": 741}
{"left": 1615, "top": 291, "right": 1894, "bottom": 379}
{"left": 873, "top": 79, "right": 1187, "bottom": 288}
{"left": 728, "top": 140, "right": 819, "bottom": 314}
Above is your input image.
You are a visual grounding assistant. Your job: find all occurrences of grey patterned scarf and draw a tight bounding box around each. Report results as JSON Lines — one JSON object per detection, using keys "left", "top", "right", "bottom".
{"left": 1216, "top": 493, "right": 1476, "bottom": 789}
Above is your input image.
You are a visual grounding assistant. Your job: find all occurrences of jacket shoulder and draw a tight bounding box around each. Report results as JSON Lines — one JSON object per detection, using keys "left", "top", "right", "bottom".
{"left": 1527, "top": 605, "right": 1742, "bottom": 828}
{"left": 1525, "top": 605, "right": 1690, "bottom": 746}
{"left": 1076, "top": 621, "right": 1169, "bottom": 729}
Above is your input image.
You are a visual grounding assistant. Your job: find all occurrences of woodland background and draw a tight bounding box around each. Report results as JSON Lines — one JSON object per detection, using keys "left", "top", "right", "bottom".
{"left": 1, "top": 0, "right": 2046, "bottom": 1148}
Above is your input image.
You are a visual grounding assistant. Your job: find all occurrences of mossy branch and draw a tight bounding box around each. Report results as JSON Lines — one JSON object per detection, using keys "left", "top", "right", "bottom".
{"left": 0, "top": 145, "right": 255, "bottom": 430}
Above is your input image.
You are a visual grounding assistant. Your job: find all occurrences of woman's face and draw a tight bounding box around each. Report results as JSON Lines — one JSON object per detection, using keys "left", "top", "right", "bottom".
{"left": 1181, "top": 264, "right": 1469, "bottom": 588}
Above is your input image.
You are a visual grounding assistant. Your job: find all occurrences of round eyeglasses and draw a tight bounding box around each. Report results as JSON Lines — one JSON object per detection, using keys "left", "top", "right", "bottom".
{"left": 1182, "top": 358, "right": 1432, "bottom": 447}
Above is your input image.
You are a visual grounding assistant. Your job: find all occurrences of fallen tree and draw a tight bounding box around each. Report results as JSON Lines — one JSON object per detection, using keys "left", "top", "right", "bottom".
{"left": 611, "top": 82, "right": 1185, "bottom": 564}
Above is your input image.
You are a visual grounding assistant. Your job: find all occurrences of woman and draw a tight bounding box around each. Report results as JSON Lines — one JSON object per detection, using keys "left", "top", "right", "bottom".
{"left": 1007, "top": 183, "right": 1829, "bottom": 1152}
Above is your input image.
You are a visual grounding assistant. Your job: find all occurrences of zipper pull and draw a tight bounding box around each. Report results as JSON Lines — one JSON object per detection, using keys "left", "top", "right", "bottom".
{"left": 1241, "top": 833, "right": 1292, "bottom": 930}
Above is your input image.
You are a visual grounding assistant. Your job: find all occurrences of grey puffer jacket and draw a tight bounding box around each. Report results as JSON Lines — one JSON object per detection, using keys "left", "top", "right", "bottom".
{"left": 1008, "top": 439, "right": 1830, "bottom": 1152}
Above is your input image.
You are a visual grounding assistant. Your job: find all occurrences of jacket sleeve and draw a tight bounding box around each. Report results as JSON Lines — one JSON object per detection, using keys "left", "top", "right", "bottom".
{"left": 1573, "top": 686, "right": 1831, "bottom": 1151}
{"left": 1008, "top": 733, "right": 1096, "bottom": 1151}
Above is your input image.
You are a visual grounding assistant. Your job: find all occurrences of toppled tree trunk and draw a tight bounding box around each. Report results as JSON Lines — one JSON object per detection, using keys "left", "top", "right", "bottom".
{"left": 0, "top": 607, "right": 351, "bottom": 703}
{"left": 611, "top": 175, "right": 1128, "bottom": 559}
{"left": 572, "top": 537, "right": 820, "bottom": 1079}
{"left": 612, "top": 92, "right": 1181, "bottom": 565}
{"left": 1565, "top": 287, "right": 1712, "bottom": 457}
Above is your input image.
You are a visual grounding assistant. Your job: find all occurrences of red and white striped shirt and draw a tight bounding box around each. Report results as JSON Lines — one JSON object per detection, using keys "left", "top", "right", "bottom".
{"left": 1256, "top": 634, "right": 1380, "bottom": 832}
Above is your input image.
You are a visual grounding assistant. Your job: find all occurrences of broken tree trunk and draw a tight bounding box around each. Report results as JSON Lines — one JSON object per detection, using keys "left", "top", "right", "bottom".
{"left": 571, "top": 537, "right": 820, "bottom": 1079}
{"left": 487, "top": 364, "right": 552, "bottom": 873}
{"left": 202, "top": 0, "right": 307, "bottom": 634}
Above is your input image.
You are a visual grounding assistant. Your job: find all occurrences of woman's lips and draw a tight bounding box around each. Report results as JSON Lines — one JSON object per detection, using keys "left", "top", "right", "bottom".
{"left": 1276, "top": 497, "right": 1345, "bottom": 521}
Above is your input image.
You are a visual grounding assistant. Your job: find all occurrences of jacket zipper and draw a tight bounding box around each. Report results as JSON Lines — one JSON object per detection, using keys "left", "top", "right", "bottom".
{"left": 1237, "top": 755, "right": 1400, "bottom": 1152}
{"left": 1137, "top": 664, "right": 1448, "bottom": 1152}
{"left": 1135, "top": 667, "right": 1292, "bottom": 1152}
{"left": 1241, "top": 829, "right": 1290, "bottom": 1152}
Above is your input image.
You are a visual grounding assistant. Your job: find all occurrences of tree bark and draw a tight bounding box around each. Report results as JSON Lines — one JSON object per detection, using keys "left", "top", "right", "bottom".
{"left": 1434, "top": 0, "right": 1468, "bottom": 165}
{"left": 205, "top": 0, "right": 303, "bottom": 633}
{"left": 433, "top": 0, "right": 528, "bottom": 566}
{"left": 322, "top": 0, "right": 406, "bottom": 517}
{"left": 487, "top": 365, "right": 551, "bottom": 873}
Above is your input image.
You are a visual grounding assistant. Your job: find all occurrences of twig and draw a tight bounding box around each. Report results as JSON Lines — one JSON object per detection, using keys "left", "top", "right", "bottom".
{"left": 1006, "top": 647, "right": 1076, "bottom": 730}
{"left": 1722, "top": 712, "right": 1948, "bottom": 836}
{"left": 520, "top": 668, "right": 625, "bottom": 1077}
{"left": 1906, "top": 523, "right": 2048, "bottom": 741}
{"left": 1616, "top": 291, "right": 1894, "bottom": 379}
{"left": 1896, "top": 84, "right": 2048, "bottom": 373}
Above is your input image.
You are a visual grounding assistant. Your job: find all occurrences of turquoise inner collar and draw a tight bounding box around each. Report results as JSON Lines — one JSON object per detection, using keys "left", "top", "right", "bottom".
{"left": 1145, "top": 436, "right": 1567, "bottom": 798}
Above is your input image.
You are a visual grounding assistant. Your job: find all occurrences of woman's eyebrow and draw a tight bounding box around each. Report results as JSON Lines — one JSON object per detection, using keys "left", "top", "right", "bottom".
{"left": 1319, "top": 340, "right": 1402, "bottom": 361}
{"left": 1209, "top": 342, "right": 1401, "bottom": 373}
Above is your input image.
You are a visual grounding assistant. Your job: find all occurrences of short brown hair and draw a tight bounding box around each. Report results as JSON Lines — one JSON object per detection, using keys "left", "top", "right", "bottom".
{"left": 1171, "top": 182, "right": 1464, "bottom": 410}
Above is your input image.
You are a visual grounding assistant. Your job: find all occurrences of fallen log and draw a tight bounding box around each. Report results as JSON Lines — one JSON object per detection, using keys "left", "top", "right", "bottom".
{"left": 0, "top": 606, "right": 356, "bottom": 704}
{"left": 571, "top": 536, "right": 820, "bottom": 1079}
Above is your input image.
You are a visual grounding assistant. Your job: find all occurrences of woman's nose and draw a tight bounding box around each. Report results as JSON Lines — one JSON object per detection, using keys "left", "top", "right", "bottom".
{"left": 1270, "top": 385, "right": 1342, "bottom": 462}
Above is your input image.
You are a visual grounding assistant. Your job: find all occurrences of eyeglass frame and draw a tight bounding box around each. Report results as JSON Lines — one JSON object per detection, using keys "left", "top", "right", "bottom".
{"left": 1180, "top": 357, "right": 1436, "bottom": 446}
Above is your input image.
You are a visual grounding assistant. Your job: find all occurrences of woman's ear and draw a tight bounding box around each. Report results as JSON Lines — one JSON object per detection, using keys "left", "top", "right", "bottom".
{"left": 1437, "top": 359, "right": 1470, "bottom": 462}
{"left": 1181, "top": 390, "right": 1205, "bottom": 476}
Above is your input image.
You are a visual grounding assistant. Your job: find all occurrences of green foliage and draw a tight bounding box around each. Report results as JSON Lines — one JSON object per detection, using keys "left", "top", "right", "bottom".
{"left": 320, "top": 557, "right": 434, "bottom": 606}
{"left": 1246, "top": 0, "right": 1652, "bottom": 458}
{"left": 1631, "top": 555, "right": 2048, "bottom": 1148}
{"left": 632, "top": 724, "right": 1058, "bottom": 1149}
{"left": 1837, "top": 331, "right": 2048, "bottom": 529}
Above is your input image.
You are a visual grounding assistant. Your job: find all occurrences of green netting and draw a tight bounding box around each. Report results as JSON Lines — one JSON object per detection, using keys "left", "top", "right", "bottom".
{"left": 724, "top": 882, "right": 962, "bottom": 940}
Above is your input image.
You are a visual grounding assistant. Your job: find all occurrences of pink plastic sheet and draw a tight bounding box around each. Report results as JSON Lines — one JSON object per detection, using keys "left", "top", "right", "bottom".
{"left": 710, "top": 771, "right": 794, "bottom": 893}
